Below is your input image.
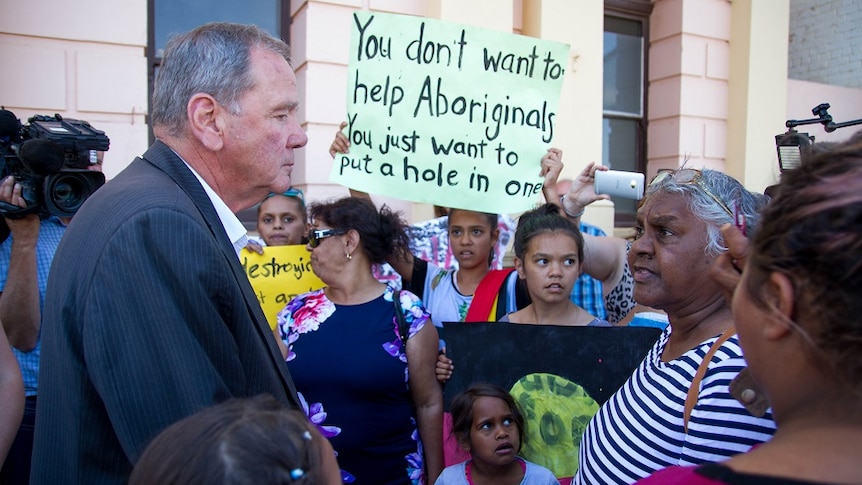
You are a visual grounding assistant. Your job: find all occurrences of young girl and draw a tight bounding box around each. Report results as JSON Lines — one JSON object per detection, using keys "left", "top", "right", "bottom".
{"left": 129, "top": 395, "right": 341, "bottom": 485}
{"left": 393, "top": 208, "right": 501, "bottom": 331}
{"left": 257, "top": 188, "right": 308, "bottom": 246}
{"left": 504, "top": 203, "right": 611, "bottom": 326}
{"left": 436, "top": 384, "right": 558, "bottom": 485}
{"left": 246, "top": 188, "right": 308, "bottom": 253}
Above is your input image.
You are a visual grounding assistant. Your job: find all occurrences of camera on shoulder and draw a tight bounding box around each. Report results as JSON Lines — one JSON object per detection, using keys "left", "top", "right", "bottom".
{"left": 0, "top": 109, "right": 109, "bottom": 219}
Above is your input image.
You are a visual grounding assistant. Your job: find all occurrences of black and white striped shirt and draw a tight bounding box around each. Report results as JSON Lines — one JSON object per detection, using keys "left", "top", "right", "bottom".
{"left": 575, "top": 328, "right": 776, "bottom": 485}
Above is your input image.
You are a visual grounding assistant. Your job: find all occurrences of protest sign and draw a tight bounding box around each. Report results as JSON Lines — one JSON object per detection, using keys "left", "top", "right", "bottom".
{"left": 442, "top": 322, "right": 661, "bottom": 480}
{"left": 332, "top": 11, "right": 570, "bottom": 214}
{"left": 241, "top": 245, "right": 325, "bottom": 330}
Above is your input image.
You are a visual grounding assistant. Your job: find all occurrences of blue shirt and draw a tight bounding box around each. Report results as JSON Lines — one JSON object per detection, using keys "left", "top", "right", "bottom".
{"left": 0, "top": 216, "right": 66, "bottom": 395}
{"left": 572, "top": 222, "right": 607, "bottom": 320}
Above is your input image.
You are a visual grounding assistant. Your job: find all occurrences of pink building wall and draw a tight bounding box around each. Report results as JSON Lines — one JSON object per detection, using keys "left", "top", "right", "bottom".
{"left": 0, "top": 1, "right": 149, "bottom": 181}
{"left": 647, "top": 0, "right": 734, "bottom": 177}
{"left": 1, "top": 0, "right": 859, "bottom": 225}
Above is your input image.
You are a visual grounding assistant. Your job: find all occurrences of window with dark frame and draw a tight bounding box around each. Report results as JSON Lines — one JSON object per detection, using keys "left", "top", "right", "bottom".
{"left": 604, "top": 0, "right": 651, "bottom": 226}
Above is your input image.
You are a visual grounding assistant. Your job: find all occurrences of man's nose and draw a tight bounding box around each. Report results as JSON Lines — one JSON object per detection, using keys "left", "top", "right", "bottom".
{"left": 288, "top": 124, "right": 308, "bottom": 149}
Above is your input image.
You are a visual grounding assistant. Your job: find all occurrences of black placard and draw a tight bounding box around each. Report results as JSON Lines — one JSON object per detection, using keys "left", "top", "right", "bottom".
{"left": 441, "top": 322, "right": 662, "bottom": 479}
{"left": 443, "top": 322, "right": 661, "bottom": 408}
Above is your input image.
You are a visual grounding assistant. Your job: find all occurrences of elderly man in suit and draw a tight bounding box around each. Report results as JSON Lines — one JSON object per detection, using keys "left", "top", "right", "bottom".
{"left": 30, "top": 23, "right": 307, "bottom": 484}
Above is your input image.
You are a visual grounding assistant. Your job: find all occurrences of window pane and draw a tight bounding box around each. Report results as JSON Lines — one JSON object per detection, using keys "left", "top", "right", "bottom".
{"left": 605, "top": 16, "right": 642, "bottom": 37}
{"left": 155, "top": 0, "right": 280, "bottom": 57}
{"left": 602, "top": 117, "right": 640, "bottom": 217}
{"left": 603, "top": 17, "right": 643, "bottom": 115}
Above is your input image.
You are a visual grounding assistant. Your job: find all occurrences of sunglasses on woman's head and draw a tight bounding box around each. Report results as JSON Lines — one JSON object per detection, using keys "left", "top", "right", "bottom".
{"left": 649, "top": 169, "right": 734, "bottom": 218}
{"left": 308, "top": 228, "right": 346, "bottom": 248}
{"left": 265, "top": 187, "right": 305, "bottom": 204}
{"left": 283, "top": 187, "right": 305, "bottom": 203}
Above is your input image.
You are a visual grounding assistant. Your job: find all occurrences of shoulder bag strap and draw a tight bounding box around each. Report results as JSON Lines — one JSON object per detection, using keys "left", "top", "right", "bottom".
{"left": 394, "top": 290, "right": 409, "bottom": 352}
{"left": 684, "top": 328, "right": 736, "bottom": 433}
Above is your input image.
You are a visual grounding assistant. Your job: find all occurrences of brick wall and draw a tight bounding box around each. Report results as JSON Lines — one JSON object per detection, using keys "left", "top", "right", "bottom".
{"left": 788, "top": 0, "right": 862, "bottom": 89}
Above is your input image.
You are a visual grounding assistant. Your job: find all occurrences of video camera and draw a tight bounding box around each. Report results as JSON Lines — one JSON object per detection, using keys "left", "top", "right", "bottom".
{"left": 0, "top": 109, "right": 108, "bottom": 219}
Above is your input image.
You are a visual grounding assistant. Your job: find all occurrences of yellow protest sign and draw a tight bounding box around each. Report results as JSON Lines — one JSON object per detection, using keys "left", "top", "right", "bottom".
{"left": 241, "top": 245, "right": 325, "bottom": 330}
{"left": 331, "top": 11, "right": 570, "bottom": 214}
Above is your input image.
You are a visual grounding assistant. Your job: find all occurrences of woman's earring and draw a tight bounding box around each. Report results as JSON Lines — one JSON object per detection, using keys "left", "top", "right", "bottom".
{"left": 346, "top": 252, "right": 352, "bottom": 261}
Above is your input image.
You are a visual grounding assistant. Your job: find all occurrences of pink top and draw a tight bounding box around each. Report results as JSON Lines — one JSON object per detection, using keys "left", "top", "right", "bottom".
{"left": 635, "top": 464, "right": 828, "bottom": 485}
{"left": 635, "top": 466, "right": 724, "bottom": 485}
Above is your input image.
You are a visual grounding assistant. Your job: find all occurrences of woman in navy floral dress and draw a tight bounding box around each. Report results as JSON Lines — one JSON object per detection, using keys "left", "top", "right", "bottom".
{"left": 277, "top": 197, "right": 444, "bottom": 485}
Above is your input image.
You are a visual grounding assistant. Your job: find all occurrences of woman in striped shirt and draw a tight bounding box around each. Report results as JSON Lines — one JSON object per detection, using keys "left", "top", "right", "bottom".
{"left": 573, "top": 168, "right": 776, "bottom": 484}
{"left": 637, "top": 133, "right": 862, "bottom": 484}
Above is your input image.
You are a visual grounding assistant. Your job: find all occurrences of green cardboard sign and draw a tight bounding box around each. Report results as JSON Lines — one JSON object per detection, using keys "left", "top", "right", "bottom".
{"left": 332, "top": 12, "right": 569, "bottom": 214}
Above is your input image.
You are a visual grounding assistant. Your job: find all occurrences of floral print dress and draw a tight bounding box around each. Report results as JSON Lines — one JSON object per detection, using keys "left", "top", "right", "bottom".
{"left": 278, "top": 285, "right": 430, "bottom": 485}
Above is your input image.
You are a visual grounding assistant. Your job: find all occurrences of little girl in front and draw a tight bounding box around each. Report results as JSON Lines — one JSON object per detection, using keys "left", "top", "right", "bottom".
{"left": 435, "top": 384, "right": 558, "bottom": 485}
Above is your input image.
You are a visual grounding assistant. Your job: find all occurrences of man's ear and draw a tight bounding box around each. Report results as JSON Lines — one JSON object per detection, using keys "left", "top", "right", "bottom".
{"left": 188, "top": 93, "right": 225, "bottom": 151}
{"left": 514, "top": 257, "right": 526, "bottom": 280}
{"left": 764, "top": 271, "right": 796, "bottom": 341}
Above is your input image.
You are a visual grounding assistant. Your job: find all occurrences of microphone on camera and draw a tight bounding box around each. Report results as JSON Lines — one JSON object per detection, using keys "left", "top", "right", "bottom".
{"left": 0, "top": 110, "right": 21, "bottom": 143}
{"left": 18, "top": 139, "right": 66, "bottom": 175}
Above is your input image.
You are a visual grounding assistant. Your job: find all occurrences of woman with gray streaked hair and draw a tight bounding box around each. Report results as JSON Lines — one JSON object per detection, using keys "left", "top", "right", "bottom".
{"left": 565, "top": 167, "right": 777, "bottom": 484}
{"left": 634, "top": 133, "right": 862, "bottom": 484}
{"left": 646, "top": 168, "right": 768, "bottom": 255}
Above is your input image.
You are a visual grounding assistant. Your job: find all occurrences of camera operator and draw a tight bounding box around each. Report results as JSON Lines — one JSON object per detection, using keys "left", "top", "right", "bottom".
{"left": 0, "top": 152, "right": 103, "bottom": 485}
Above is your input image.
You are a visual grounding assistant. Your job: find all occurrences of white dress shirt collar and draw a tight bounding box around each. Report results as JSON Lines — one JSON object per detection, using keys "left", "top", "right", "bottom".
{"left": 181, "top": 160, "right": 249, "bottom": 257}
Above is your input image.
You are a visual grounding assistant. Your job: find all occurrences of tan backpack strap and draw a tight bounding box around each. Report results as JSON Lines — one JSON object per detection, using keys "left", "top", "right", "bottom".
{"left": 683, "top": 328, "right": 735, "bottom": 433}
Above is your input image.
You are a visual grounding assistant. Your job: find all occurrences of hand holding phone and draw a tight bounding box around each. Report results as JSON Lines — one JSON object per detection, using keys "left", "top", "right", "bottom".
{"left": 594, "top": 170, "right": 645, "bottom": 199}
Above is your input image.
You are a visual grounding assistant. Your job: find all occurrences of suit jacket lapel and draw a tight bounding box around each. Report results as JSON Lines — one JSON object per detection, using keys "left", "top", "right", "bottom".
{"left": 140, "top": 141, "right": 299, "bottom": 405}
{"left": 141, "top": 141, "right": 235, "bottom": 254}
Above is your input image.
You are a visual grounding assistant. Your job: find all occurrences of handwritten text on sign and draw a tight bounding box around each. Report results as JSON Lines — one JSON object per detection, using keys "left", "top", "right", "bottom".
{"left": 241, "top": 245, "right": 325, "bottom": 330}
{"left": 331, "top": 12, "right": 569, "bottom": 214}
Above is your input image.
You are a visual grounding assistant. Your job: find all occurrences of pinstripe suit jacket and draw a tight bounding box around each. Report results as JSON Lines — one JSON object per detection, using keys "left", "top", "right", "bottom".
{"left": 31, "top": 141, "right": 300, "bottom": 484}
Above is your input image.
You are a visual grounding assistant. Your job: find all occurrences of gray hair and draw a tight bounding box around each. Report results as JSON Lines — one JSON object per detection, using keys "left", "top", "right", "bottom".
{"left": 151, "top": 22, "right": 292, "bottom": 137}
{"left": 644, "top": 169, "right": 767, "bottom": 256}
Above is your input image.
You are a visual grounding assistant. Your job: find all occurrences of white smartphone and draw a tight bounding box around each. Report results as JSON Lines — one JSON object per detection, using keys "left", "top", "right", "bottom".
{"left": 594, "top": 170, "right": 645, "bottom": 199}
